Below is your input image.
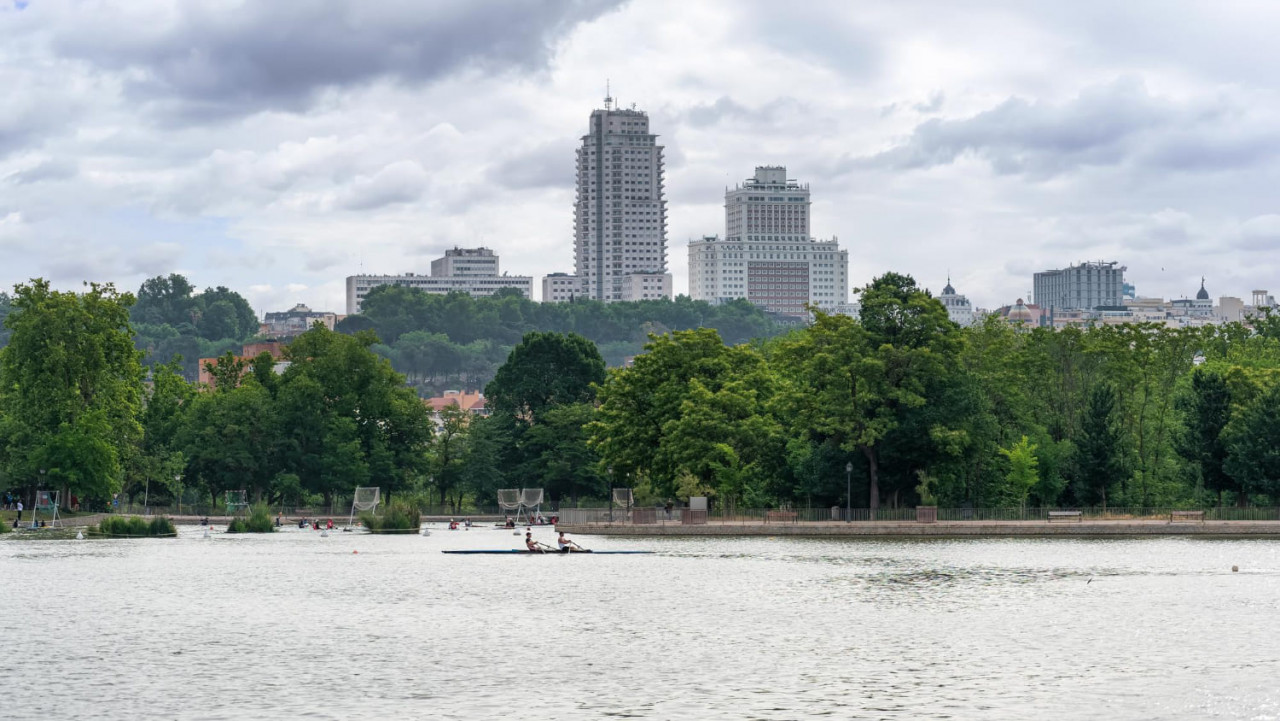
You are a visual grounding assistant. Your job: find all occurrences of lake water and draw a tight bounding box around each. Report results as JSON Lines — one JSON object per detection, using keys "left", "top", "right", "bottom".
{"left": 2, "top": 525, "right": 1278, "bottom": 720}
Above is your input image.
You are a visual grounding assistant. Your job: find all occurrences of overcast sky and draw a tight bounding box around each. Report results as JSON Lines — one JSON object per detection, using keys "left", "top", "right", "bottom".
{"left": 4, "top": 0, "right": 1280, "bottom": 314}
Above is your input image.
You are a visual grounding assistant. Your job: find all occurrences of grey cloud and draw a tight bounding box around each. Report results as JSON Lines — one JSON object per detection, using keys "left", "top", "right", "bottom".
{"left": 340, "top": 160, "right": 428, "bottom": 211}
{"left": 124, "top": 242, "right": 183, "bottom": 276}
{"left": 487, "top": 140, "right": 575, "bottom": 190}
{"left": 7, "top": 158, "right": 78, "bottom": 184}
{"left": 678, "top": 96, "right": 807, "bottom": 129}
{"left": 853, "top": 78, "right": 1172, "bottom": 177}
{"left": 50, "top": 0, "right": 626, "bottom": 119}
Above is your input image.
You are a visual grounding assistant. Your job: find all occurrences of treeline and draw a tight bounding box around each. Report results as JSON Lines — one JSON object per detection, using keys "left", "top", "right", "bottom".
{"left": 5, "top": 273, "right": 1280, "bottom": 515}
{"left": 385, "top": 274, "right": 1280, "bottom": 513}
{"left": 341, "top": 286, "right": 792, "bottom": 394}
{"left": 0, "top": 280, "right": 431, "bottom": 512}
{"left": 129, "top": 274, "right": 262, "bottom": 381}
{"left": 586, "top": 273, "right": 1280, "bottom": 510}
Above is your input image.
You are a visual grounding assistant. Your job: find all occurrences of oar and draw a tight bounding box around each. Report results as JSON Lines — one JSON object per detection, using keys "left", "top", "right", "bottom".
{"left": 567, "top": 540, "right": 590, "bottom": 553}
{"left": 536, "top": 541, "right": 558, "bottom": 553}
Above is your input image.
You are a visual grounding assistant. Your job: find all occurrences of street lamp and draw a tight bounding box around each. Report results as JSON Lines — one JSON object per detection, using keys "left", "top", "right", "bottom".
{"left": 845, "top": 462, "right": 853, "bottom": 523}
{"left": 144, "top": 475, "right": 151, "bottom": 516}
{"left": 174, "top": 474, "right": 182, "bottom": 514}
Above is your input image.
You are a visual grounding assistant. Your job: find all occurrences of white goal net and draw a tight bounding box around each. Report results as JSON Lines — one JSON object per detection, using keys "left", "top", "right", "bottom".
{"left": 348, "top": 487, "right": 381, "bottom": 529}
{"left": 225, "top": 490, "right": 248, "bottom": 514}
{"left": 612, "top": 488, "right": 633, "bottom": 509}
{"left": 497, "top": 489, "right": 521, "bottom": 512}
{"left": 520, "top": 488, "right": 543, "bottom": 510}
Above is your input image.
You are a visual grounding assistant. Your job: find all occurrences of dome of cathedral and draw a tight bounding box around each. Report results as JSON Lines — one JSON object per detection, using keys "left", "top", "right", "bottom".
{"left": 1196, "top": 278, "right": 1209, "bottom": 301}
{"left": 1006, "top": 298, "right": 1033, "bottom": 323}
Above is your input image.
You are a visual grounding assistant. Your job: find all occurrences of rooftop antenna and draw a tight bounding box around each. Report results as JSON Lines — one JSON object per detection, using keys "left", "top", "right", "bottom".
{"left": 604, "top": 79, "right": 612, "bottom": 110}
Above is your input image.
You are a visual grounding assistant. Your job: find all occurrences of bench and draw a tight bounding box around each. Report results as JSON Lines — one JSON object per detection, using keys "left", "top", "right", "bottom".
{"left": 764, "top": 510, "right": 798, "bottom": 524}
{"left": 1170, "top": 510, "right": 1205, "bottom": 524}
{"left": 1047, "top": 511, "right": 1083, "bottom": 523}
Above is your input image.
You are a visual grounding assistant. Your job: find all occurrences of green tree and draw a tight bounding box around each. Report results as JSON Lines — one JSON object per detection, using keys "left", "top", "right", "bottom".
{"left": 486, "top": 331, "right": 606, "bottom": 421}
{"left": 1074, "top": 384, "right": 1124, "bottom": 507}
{"left": 592, "top": 328, "right": 765, "bottom": 499}
{"left": 429, "top": 403, "right": 470, "bottom": 510}
{"left": 775, "top": 273, "right": 960, "bottom": 512}
{"left": 0, "top": 280, "right": 143, "bottom": 507}
{"left": 997, "top": 435, "right": 1039, "bottom": 508}
{"left": 1223, "top": 381, "right": 1280, "bottom": 502}
{"left": 282, "top": 326, "right": 431, "bottom": 502}
{"left": 518, "top": 403, "right": 605, "bottom": 503}
{"left": 1176, "top": 368, "right": 1236, "bottom": 505}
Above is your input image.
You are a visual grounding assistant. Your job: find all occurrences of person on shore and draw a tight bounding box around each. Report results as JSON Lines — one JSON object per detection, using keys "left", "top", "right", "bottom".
{"left": 16, "top": 500, "right": 22, "bottom": 523}
{"left": 525, "top": 531, "right": 543, "bottom": 553}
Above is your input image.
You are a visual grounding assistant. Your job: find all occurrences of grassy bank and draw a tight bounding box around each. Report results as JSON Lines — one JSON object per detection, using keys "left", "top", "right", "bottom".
{"left": 360, "top": 501, "right": 421, "bottom": 533}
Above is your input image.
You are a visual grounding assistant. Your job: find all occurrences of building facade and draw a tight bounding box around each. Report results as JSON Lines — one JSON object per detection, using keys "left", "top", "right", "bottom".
{"left": 938, "top": 276, "right": 974, "bottom": 327}
{"left": 687, "top": 166, "right": 847, "bottom": 316}
{"left": 262, "top": 304, "right": 338, "bottom": 337}
{"left": 345, "top": 247, "right": 532, "bottom": 314}
{"left": 430, "top": 247, "right": 500, "bottom": 277}
{"left": 573, "top": 95, "right": 672, "bottom": 302}
{"left": 542, "top": 273, "right": 580, "bottom": 303}
{"left": 1033, "top": 261, "right": 1126, "bottom": 311}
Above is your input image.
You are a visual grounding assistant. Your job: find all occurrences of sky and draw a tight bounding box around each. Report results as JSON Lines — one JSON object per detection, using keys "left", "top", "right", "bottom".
{"left": 3, "top": 0, "right": 1280, "bottom": 314}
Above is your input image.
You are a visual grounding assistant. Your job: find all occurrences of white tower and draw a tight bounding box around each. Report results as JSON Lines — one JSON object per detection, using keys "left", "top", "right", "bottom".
{"left": 573, "top": 93, "right": 671, "bottom": 302}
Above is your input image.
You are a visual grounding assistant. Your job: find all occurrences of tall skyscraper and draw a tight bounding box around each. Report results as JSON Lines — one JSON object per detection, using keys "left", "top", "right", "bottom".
{"left": 688, "top": 166, "right": 848, "bottom": 316}
{"left": 572, "top": 94, "right": 672, "bottom": 302}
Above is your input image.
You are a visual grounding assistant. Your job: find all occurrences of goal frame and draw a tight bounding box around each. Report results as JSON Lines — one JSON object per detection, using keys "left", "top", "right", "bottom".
{"left": 225, "top": 490, "right": 249, "bottom": 516}
{"left": 347, "top": 486, "right": 381, "bottom": 530}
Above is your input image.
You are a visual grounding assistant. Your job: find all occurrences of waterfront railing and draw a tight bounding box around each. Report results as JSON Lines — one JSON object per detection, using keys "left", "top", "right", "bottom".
{"left": 555, "top": 506, "right": 1280, "bottom": 526}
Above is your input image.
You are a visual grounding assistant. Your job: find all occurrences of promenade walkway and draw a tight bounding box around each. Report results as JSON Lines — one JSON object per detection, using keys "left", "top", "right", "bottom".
{"left": 557, "top": 519, "right": 1280, "bottom": 537}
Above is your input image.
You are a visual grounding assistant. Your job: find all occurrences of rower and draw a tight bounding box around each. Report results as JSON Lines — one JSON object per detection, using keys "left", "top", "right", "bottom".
{"left": 557, "top": 531, "right": 581, "bottom": 553}
{"left": 525, "top": 531, "right": 543, "bottom": 553}
{"left": 504, "top": 516, "right": 515, "bottom": 529}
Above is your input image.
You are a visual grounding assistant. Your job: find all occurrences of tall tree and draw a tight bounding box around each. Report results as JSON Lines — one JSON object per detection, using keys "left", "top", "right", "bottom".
{"left": 0, "top": 280, "right": 144, "bottom": 507}
{"left": 485, "top": 331, "right": 606, "bottom": 421}
{"left": 1176, "top": 368, "right": 1236, "bottom": 505}
{"left": 1223, "top": 381, "right": 1280, "bottom": 503}
{"left": 776, "top": 273, "right": 960, "bottom": 512}
{"left": 1074, "top": 384, "right": 1125, "bottom": 507}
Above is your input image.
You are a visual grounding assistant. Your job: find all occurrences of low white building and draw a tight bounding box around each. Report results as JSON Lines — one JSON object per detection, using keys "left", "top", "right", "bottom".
{"left": 345, "top": 247, "right": 532, "bottom": 314}
{"left": 542, "top": 273, "right": 581, "bottom": 303}
{"left": 688, "top": 234, "right": 848, "bottom": 316}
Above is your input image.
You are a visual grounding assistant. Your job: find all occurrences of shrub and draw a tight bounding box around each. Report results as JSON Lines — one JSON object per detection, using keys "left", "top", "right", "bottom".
{"left": 0, "top": 518, "right": 10, "bottom": 534}
{"left": 360, "top": 501, "right": 421, "bottom": 533}
{"left": 94, "top": 515, "right": 176, "bottom": 538}
{"left": 226, "top": 503, "right": 276, "bottom": 533}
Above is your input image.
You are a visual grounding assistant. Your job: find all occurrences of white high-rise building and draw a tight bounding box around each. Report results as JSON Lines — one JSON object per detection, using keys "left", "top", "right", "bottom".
{"left": 688, "top": 166, "right": 848, "bottom": 316}
{"left": 573, "top": 95, "right": 672, "bottom": 302}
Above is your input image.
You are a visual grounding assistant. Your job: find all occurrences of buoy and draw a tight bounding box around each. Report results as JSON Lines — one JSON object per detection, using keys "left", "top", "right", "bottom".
{"left": 1232, "top": 565, "right": 1239, "bottom": 572}
{"left": 321, "top": 530, "right": 329, "bottom": 538}
{"left": 353, "top": 550, "right": 358, "bottom": 554}
{"left": 203, "top": 528, "right": 210, "bottom": 539}
{"left": 75, "top": 531, "right": 84, "bottom": 540}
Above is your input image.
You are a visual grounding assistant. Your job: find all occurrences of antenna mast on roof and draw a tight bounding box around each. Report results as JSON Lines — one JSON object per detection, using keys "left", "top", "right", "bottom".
{"left": 605, "top": 79, "right": 612, "bottom": 110}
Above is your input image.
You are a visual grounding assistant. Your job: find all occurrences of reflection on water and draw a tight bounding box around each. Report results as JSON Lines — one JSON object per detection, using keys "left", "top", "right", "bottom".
{"left": 2, "top": 528, "right": 1279, "bottom": 720}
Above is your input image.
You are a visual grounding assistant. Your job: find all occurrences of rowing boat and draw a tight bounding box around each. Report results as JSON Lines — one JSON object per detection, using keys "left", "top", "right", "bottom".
{"left": 441, "top": 549, "right": 652, "bottom": 555}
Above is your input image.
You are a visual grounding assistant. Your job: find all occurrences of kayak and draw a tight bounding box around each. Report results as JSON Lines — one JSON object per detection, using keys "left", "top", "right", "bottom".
{"left": 441, "top": 549, "right": 652, "bottom": 555}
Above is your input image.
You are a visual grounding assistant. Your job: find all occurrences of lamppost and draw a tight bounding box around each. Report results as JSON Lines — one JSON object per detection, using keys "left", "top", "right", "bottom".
{"left": 38, "top": 469, "right": 45, "bottom": 528}
{"left": 845, "top": 462, "right": 853, "bottom": 523}
{"left": 174, "top": 474, "right": 182, "bottom": 514}
{"left": 144, "top": 475, "right": 151, "bottom": 516}
{"left": 607, "top": 466, "right": 614, "bottom": 523}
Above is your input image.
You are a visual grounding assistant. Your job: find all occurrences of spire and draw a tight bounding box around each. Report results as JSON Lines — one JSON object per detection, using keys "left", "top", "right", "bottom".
{"left": 1196, "top": 276, "right": 1209, "bottom": 301}
{"left": 942, "top": 272, "right": 955, "bottom": 296}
